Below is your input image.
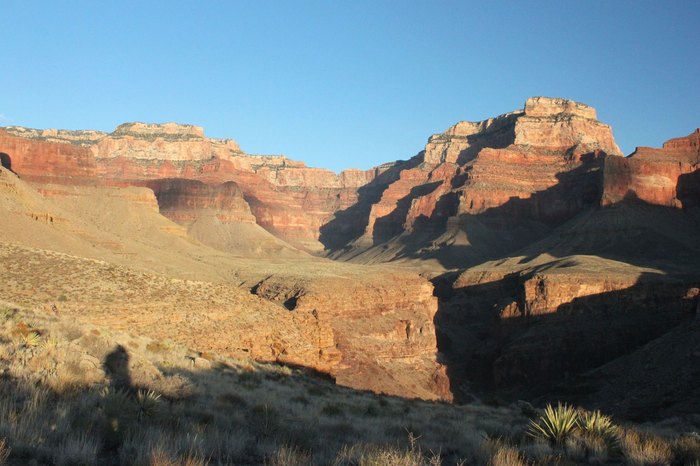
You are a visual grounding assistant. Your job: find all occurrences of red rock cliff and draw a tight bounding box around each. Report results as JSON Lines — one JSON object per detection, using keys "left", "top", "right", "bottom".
{"left": 602, "top": 128, "right": 700, "bottom": 207}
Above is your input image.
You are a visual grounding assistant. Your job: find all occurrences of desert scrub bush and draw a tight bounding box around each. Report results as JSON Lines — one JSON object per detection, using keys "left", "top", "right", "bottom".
{"left": 247, "top": 404, "right": 281, "bottom": 438}
{"left": 53, "top": 433, "right": 99, "bottom": 466}
{"left": 488, "top": 445, "right": 527, "bottom": 466}
{"left": 0, "top": 306, "right": 15, "bottom": 321}
{"left": 332, "top": 441, "right": 440, "bottom": 466}
{"left": 479, "top": 438, "right": 527, "bottom": 466}
{"left": 119, "top": 427, "right": 210, "bottom": 466}
{"left": 672, "top": 434, "right": 700, "bottom": 464}
{"left": 321, "top": 402, "right": 345, "bottom": 417}
{"left": 146, "top": 340, "right": 171, "bottom": 353}
{"left": 265, "top": 444, "right": 311, "bottom": 466}
{"left": 619, "top": 429, "right": 672, "bottom": 465}
{"left": 41, "top": 334, "right": 60, "bottom": 351}
{"left": 527, "top": 402, "right": 578, "bottom": 445}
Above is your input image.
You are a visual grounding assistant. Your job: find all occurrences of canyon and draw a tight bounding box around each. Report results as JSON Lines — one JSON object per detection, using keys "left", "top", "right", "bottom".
{"left": 1, "top": 96, "right": 698, "bottom": 418}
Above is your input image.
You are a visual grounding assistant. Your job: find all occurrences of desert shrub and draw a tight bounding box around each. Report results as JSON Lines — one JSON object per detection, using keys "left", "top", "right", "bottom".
{"left": 527, "top": 403, "right": 578, "bottom": 445}
{"left": 0, "top": 306, "right": 15, "bottom": 321}
{"left": 219, "top": 392, "right": 248, "bottom": 408}
{"left": 290, "top": 395, "right": 309, "bottom": 406}
{"left": 238, "top": 370, "right": 262, "bottom": 389}
{"left": 672, "top": 435, "right": 700, "bottom": 464}
{"left": 247, "top": 404, "right": 281, "bottom": 438}
{"left": 333, "top": 442, "right": 433, "bottom": 466}
{"left": 146, "top": 341, "right": 171, "bottom": 353}
{"left": 265, "top": 444, "right": 311, "bottom": 466}
{"left": 487, "top": 444, "right": 527, "bottom": 466}
{"left": 53, "top": 433, "right": 99, "bottom": 466}
{"left": 321, "top": 402, "right": 345, "bottom": 417}
{"left": 119, "top": 427, "right": 210, "bottom": 466}
{"left": 619, "top": 429, "right": 672, "bottom": 465}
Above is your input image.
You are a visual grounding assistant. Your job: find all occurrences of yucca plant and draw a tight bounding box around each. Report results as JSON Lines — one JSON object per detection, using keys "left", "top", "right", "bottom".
{"left": 23, "top": 331, "right": 41, "bottom": 348}
{"left": 136, "top": 389, "right": 162, "bottom": 419}
{"left": 579, "top": 410, "right": 618, "bottom": 440}
{"left": 527, "top": 403, "right": 579, "bottom": 445}
{"left": 41, "top": 335, "right": 59, "bottom": 351}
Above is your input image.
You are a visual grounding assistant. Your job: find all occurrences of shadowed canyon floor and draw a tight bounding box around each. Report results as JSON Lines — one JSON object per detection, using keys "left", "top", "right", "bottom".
{"left": 1, "top": 97, "right": 699, "bottom": 464}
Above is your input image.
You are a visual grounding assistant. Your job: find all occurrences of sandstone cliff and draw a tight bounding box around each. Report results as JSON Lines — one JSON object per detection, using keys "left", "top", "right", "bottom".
{"left": 327, "top": 97, "right": 623, "bottom": 268}
{"left": 603, "top": 128, "right": 700, "bottom": 207}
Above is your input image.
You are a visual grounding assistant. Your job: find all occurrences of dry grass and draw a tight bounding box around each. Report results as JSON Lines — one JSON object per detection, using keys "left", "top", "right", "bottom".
{"left": 486, "top": 443, "right": 528, "bottom": 466}
{"left": 619, "top": 430, "right": 673, "bottom": 465}
{"left": 0, "top": 439, "right": 9, "bottom": 466}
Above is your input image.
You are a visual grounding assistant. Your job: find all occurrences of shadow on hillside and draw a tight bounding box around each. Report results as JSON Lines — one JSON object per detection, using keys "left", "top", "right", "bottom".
{"left": 0, "top": 342, "right": 459, "bottom": 465}
{"left": 420, "top": 158, "right": 700, "bottom": 418}
{"left": 434, "top": 264, "right": 700, "bottom": 419}
{"left": 372, "top": 151, "right": 607, "bottom": 269}
{"left": 319, "top": 154, "right": 423, "bottom": 251}
{"left": 0, "top": 152, "right": 14, "bottom": 174}
{"left": 320, "top": 119, "right": 518, "bottom": 257}
{"left": 678, "top": 166, "right": 700, "bottom": 210}
{"left": 103, "top": 344, "right": 132, "bottom": 390}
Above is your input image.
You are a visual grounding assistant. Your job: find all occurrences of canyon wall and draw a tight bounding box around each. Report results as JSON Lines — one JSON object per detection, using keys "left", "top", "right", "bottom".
{"left": 602, "top": 128, "right": 700, "bottom": 207}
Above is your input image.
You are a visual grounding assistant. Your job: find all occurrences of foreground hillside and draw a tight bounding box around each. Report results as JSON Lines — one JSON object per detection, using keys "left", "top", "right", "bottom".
{"left": 0, "top": 301, "right": 698, "bottom": 465}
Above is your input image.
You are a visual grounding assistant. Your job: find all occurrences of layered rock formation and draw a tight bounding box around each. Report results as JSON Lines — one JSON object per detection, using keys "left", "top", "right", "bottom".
{"left": 327, "top": 97, "right": 623, "bottom": 268}
{"left": 251, "top": 271, "right": 450, "bottom": 399}
{"left": 0, "top": 97, "right": 627, "bottom": 260}
{"left": 0, "top": 128, "right": 97, "bottom": 184}
{"left": 603, "top": 128, "right": 700, "bottom": 207}
{"left": 2, "top": 99, "right": 699, "bottom": 412}
{"left": 431, "top": 128, "right": 700, "bottom": 409}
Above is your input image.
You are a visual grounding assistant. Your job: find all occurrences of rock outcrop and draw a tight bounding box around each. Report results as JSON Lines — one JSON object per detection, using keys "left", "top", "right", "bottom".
{"left": 0, "top": 128, "right": 98, "bottom": 184}
{"left": 328, "top": 97, "right": 623, "bottom": 268}
{"left": 603, "top": 128, "right": 700, "bottom": 207}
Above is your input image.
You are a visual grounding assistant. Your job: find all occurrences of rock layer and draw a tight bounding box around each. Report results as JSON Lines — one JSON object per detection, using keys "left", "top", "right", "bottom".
{"left": 329, "top": 97, "right": 623, "bottom": 268}
{"left": 603, "top": 128, "right": 700, "bottom": 207}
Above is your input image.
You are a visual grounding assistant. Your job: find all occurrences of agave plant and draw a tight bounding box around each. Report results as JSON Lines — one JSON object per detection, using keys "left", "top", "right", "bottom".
{"left": 527, "top": 403, "right": 579, "bottom": 445}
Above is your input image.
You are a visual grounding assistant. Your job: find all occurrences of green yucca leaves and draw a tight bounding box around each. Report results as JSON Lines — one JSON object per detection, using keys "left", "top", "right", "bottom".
{"left": 23, "top": 331, "right": 42, "bottom": 347}
{"left": 527, "top": 403, "right": 579, "bottom": 445}
{"left": 136, "top": 389, "right": 162, "bottom": 419}
{"left": 579, "top": 410, "right": 618, "bottom": 439}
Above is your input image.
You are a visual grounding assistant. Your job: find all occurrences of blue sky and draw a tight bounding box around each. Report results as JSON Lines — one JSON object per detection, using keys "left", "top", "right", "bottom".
{"left": 3, "top": 1, "right": 699, "bottom": 172}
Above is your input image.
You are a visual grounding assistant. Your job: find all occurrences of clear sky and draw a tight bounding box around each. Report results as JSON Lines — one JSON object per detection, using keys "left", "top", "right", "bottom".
{"left": 2, "top": 1, "right": 699, "bottom": 172}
